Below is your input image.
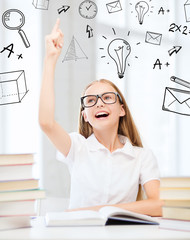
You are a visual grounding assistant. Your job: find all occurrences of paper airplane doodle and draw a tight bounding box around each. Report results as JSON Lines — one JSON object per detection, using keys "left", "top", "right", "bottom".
{"left": 184, "top": 0, "right": 190, "bottom": 22}
{"left": 33, "top": 0, "right": 49, "bottom": 10}
{"left": 62, "top": 36, "right": 88, "bottom": 62}
{"left": 145, "top": 31, "right": 162, "bottom": 45}
{"left": 162, "top": 76, "right": 190, "bottom": 116}
{"left": 86, "top": 25, "right": 93, "bottom": 38}
{"left": 168, "top": 46, "right": 182, "bottom": 56}
{"left": 2, "top": 9, "right": 30, "bottom": 48}
{"left": 0, "top": 70, "right": 28, "bottom": 106}
{"left": 57, "top": 6, "right": 70, "bottom": 14}
{"left": 106, "top": 0, "right": 122, "bottom": 14}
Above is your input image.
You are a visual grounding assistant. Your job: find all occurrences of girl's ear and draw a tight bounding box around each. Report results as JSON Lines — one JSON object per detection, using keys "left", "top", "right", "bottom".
{"left": 119, "top": 104, "right": 126, "bottom": 117}
{"left": 82, "top": 110, "right": 88, "bottom": 122}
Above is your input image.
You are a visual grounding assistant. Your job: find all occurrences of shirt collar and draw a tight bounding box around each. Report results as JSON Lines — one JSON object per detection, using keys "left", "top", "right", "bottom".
{"left": 87, "top": 134, "right": 136, "bottom": 159}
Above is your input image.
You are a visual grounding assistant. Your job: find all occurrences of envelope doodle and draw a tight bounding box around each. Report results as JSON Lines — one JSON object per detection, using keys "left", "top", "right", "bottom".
{"left": 145, "top": 31, "right": 162, "bottom": 45}
{"left": 162, "top": 77, "right": 190, "bottom": 116}
{"left": 106, "top": 0, "right": 122, "bottom": 14}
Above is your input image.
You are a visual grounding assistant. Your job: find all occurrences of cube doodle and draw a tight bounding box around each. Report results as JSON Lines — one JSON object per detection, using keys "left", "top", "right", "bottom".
{"left": 0, "top": 70, "right": 28, "bottom": 106}
{"left": 32, "top": 0, "right": 49, "bottom": 10}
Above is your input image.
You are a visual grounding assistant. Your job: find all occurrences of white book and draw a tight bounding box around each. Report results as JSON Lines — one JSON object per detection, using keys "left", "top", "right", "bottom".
{"left": 159, "top": 218, "right": 190, "bottom": 232}
{"left": 0, "top": 164, "right": 34, "bottom": 181}
{"left": 0, "top": 200, "right": 37, "bottom": 216}
{"left": 0, "top": 216, "right": 31, "bottom": 231}
{"left": 45, "top": 206, "right": 159, "bottom": 227}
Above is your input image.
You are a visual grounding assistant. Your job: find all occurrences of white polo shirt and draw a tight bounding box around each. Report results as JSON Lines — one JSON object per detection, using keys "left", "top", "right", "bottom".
{"left": 57, "top": 133, "right": 160, "bottom": 209}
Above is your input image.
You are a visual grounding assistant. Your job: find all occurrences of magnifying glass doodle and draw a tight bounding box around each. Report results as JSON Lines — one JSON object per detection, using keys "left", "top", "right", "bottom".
{"left": 2, "top": 9, "right": 30, "bottom": 48}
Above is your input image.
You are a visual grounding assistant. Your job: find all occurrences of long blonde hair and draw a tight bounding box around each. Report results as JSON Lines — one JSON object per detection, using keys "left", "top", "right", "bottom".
{"left": 78, "top": 79, "right": 143, "bottom": 147}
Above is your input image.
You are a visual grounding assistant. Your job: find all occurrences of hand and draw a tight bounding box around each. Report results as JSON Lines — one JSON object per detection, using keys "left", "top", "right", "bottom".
{"left": 45, "top": 18, "right": 64, "bottom": 62}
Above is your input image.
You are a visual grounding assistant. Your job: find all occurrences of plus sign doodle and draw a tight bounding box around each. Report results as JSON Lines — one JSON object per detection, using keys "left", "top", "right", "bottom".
{"left": 0, "top": 43, "right": 23, "bottom": 60}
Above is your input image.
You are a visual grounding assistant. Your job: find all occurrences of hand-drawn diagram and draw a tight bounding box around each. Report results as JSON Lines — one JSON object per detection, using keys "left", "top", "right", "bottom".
{"left": 57, "top": 6, "right": 70, "bottom": 14}
{"left": 158, "top": 7, "right": 170, "bottom": 15}
{"left": 184, "top": 0, "right": 190, "bottom": 22}
{"left": 79, "top": 0, "right": 98, "bottom": 19}
{"left": 162, "top": 76, "right": 190, "bottom": 116}
{"left": 169, "top": 23, "right": 190, "bottom": 36}
{"left": 32, "top": 0, "right": 49, "bottom": 10}
{"left": 0, "top": 70, "right": 28, "bottom": 106}
{"left": 2, "top": 9, "right": 30, "bottom": 48}
{"left": 145, "top": 31, "right": 162, "bottom": 45}
{"left": 86, "top": 25, "right": 93, "bottom": 38}
{"left": 135, "top": 1, "right": 149, "bottom": 24}
{"left": 106, "top": 1, "right": 122, "bottom": 14}
{"left": 0, "top": 43, "right": 23, "bottom": 60}
{"left": 62, "top": 36, "right": 88, "bottom": 62}
{"left": 168, "top": 46, "right": 182, "bottom": 56}
{"left": 0, "top": 43, "right": 14, "bottom": 58}
{"left": 108, "top": 38, "right": 131, "bottom": 79}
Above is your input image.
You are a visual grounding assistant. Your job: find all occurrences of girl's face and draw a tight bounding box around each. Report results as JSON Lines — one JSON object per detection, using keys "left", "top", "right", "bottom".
{"left": 82, "top": 82, "right": 125, "bottom": 132}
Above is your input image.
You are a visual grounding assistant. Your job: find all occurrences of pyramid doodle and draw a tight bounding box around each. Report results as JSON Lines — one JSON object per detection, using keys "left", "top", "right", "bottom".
{"left": 63, "top": 36, "right": 88, "bottom": 62}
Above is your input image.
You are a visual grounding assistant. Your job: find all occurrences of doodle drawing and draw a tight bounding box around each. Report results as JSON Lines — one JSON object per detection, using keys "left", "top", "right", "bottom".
{"left": 79, "top": 0, "right": 98, "bottom": 19}
{"left": 62, "top": 36, "right": 88, "bottom": 62}
{"left": 184, "top": 0, "right": 190, "bottom": 22}
{"left": 0, "top": 70, "right": 28, "bottom": 106}
{"left": 106, "top": 1, "right": 122, "bottom": 14}
{"left": 162, "top": 76, "right": 190, "bottom": 116}
{"left": 57, "top": 6, "right": 70, "bottom": 14}
{"left": 135, "top": 1, "right": 149, "bottom": 24}
{"left": 107, "top": 38, "right": 131, "bottom": 79}
{"left": 145, "top": 31, "right": 162, "bottom": 45}
{"left": 168, "top": 46, "right": 182, "bottom": 56}
{"left": 2, "top": 9, "right": 30, "bottom": 48}
{"left": 33, "top": 0, "right": 49, "bottom": 10}
{"left": 86, "top": 25, "right": 93, "bottom": 38}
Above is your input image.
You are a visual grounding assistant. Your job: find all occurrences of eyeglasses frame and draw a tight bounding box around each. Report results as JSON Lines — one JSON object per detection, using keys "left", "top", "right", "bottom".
{"left": 80, "top": 92, "right": 123, "bottom": 109}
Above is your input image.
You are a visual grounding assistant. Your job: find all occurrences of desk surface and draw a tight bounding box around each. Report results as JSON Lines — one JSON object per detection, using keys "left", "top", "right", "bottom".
{"left": 0, "top": 217, "right": 190, "bottom": 240}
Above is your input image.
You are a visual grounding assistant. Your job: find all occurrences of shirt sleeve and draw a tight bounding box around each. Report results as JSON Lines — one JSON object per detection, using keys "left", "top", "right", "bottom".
{"left": 56, "top": 132, "right": 85, "bottom": 172}
{"left": 139, "top": 148, "right": 160, "bottom": 186}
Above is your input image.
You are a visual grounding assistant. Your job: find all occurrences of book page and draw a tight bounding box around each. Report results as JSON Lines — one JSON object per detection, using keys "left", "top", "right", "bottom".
{"left": 47, "top": 210, "right": 102, "bottom": 221}
{"left": 99, "top": 206, "right": 159, "bottom": 224}
{"left": 45, "top": 210, "right": 106, "bottom": 226}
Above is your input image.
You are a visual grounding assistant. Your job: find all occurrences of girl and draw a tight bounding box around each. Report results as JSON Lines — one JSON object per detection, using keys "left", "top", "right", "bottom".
{"left": 39, "top": 19, "right": 163, "bottom": 216}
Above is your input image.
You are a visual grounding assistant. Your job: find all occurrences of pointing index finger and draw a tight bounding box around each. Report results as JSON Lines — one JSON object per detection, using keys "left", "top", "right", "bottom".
{"left": 51, "top": 18, "right": 60, "bottom": 34}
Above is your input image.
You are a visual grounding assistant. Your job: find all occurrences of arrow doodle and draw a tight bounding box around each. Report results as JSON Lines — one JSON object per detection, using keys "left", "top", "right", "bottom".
{"left": 168, "top": 46, "right": 182, "bottom": 56}
{"left": 86, "top": 25, "right": 93, "bottom": 38}
{"left": 57, "top": 5, "right": 70, "bottom": 14}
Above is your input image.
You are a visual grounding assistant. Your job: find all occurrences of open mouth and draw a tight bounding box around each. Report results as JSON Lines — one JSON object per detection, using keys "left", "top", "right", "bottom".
{"left": 95, "top": 112, "right": 109, "bottom": 119}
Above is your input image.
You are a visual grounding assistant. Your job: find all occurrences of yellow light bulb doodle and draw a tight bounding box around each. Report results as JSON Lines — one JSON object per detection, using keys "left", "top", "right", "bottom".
{"left": 108, "top": 38, "right": 131, "bottom": 79}
{"left": 135, "top": 1, "right": 149, "bottom": 25}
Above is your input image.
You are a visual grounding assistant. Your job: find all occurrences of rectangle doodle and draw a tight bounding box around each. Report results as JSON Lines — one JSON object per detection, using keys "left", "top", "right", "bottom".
{"left": 145, "top": 31, "right": 162, "bottom": 45}
{"left": 162, "top": 87, "right": 190, "bottom": 116}
{"left": 106, "top": 1, "right": 122, "bottom": 14}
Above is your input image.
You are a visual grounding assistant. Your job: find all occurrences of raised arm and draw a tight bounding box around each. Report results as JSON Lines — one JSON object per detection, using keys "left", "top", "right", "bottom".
{"left": 39, "top": 19, "right": 71, "bottom": 157}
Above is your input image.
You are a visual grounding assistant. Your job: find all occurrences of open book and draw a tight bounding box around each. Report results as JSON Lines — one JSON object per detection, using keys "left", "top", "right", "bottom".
{"left": 45, "top": 206, "right": 159, "bottom": 226}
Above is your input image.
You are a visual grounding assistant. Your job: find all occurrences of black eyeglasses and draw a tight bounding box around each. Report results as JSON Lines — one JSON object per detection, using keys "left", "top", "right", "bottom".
{"left": 81, "top": 92, "right": 123, "bottom": 109}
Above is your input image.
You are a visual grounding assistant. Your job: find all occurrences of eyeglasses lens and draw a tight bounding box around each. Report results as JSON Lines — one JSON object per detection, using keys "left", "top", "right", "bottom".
{"left": 83, "top": 92, "right": 117, "bottom": 107}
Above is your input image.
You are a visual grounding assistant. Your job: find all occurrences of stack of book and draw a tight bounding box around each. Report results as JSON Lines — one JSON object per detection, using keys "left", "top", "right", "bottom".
{"left": 159, "top": 177, "right": 190, "bottom": 232}
{"left": 0, "top": 153, "right": 45, "bottom": 230}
